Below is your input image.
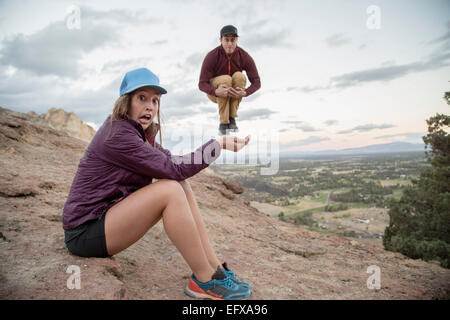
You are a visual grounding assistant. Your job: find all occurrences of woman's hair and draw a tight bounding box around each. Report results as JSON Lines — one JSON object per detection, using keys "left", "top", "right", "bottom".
{"left": 110, "top": 92, "right": 163, "bottom": 148}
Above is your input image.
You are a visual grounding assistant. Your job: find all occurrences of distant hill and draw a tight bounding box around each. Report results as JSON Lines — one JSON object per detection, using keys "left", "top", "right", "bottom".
{"left": 281, "top": 142, "right": 425, "bottom": 158}
{"left": 320, "top": 141, "right": 425, "bottom": 155}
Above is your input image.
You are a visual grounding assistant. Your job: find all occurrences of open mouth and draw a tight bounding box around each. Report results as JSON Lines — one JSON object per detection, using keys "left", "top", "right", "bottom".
{"left": 139, "top": 114, "right": 152, "bottom": 124}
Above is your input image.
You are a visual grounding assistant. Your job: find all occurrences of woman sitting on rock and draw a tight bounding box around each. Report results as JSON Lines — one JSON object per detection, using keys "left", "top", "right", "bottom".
{"left": 62, "top": 67, "right": 251, "bottom": 300}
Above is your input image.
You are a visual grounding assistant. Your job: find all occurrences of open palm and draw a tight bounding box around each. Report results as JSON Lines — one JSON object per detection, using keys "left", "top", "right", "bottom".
{"left": 220, "top": 135, "right": 251, "bottom": 152}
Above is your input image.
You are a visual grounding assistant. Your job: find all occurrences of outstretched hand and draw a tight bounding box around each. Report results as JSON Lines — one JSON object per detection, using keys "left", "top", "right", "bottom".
{"left": 219, "top": 135, "right": 251, "bottom": 152}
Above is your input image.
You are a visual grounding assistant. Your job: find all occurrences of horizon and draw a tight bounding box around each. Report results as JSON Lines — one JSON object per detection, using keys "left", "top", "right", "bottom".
{"left": 0, "top": 0, "right": 448, "bottom": 153}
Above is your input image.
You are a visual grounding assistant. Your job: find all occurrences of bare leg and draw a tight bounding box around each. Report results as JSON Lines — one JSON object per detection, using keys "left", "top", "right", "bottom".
{"left": 104, "top": 179, "right": 216, "bottom": 283}
{"left": 179, "top": 180, "right": 222, "bottom": 270}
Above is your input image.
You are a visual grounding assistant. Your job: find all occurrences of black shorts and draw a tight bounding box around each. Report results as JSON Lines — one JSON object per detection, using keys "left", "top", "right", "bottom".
{"left": 64, "top": 212, "right": 111, "bottom": 258}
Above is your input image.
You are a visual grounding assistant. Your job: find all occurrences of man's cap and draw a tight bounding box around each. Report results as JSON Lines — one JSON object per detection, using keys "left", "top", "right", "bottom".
{"left": 119, "top": 67, "right": 167, "bottom": 97}
{"left": 220, "top": 25, "right": 238, "bottom": 37}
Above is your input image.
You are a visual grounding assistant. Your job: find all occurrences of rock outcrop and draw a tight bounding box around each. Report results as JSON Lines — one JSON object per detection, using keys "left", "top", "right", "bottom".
{"left": 26, "top": 107, "right": 96, "bottom": 142}
{"left": 0, "top": 106, "right": 449, "bottom": 300}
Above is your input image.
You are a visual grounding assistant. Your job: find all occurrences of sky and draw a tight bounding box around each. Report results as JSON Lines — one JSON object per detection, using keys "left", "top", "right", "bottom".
{"left": 0, "top": 0, "right": 449, "bottom": 154}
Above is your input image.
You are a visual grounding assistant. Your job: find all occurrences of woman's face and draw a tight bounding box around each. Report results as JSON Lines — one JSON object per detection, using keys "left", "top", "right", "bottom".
{"left": 129, "top": 86, "right": 160, "bottom": 130}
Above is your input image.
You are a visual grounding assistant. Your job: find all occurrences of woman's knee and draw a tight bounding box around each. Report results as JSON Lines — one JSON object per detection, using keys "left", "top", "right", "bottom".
{"left": 178, "top": 179, "right": 189, "bottom": 188}
{"left": 156, "top": 179, "right": 186, "bottom": 199}
{"left": 178, "top": 179, "right": 193, "bottom": 195}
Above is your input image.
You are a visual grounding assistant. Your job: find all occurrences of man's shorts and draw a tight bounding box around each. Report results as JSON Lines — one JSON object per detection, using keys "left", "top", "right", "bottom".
{"left": 64, "top": 212, "right": 110, "bottom": 258}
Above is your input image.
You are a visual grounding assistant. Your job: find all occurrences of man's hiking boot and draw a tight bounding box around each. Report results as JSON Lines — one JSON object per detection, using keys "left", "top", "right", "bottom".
{"left": 219, "top": 123, "right": 229, "bottom": 136}
{"left": 228, "top": 117, "right": 239, "bottom": 132}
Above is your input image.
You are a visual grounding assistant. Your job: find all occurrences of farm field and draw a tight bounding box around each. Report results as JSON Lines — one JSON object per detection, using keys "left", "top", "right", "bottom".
{"left": 211, "top": 152, "right": 427, "bottom": 248}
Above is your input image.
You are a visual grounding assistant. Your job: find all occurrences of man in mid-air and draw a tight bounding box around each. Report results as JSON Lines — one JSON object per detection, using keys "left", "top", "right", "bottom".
{"left": 199, "top": 25, "right": 261, "bottom": 135}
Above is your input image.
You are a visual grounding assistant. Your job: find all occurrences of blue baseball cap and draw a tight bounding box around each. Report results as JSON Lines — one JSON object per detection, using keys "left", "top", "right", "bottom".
{"left": 119, "top": 67, "right": 167, "bottom": 96}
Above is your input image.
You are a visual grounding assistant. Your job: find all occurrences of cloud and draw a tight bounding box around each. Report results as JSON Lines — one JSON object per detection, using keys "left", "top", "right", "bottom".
{"left": 428, "top": 21, "right": 450, "bottom": 45}
{"left": 281, "top": 120, "right": 319, "bottom": 132}
{"left": 176, "top": 52, "right": 204, "bottom": 72}
{"left": 80, "top": 6, "right": 158, "bottom": 25}
{"left": 185, "top": 53, "right": 204, "bottom": 68}
{"left": 0, "top": 66, "right": 120, "bottom": 125}
{"left": 281, "top": 136, "right": 330, "bottom": 148}
{"left": 287, "top": 84, "right": 328, "bottom": 93}
{"left": 161, "top": 88, "right": 206, "bottom": 120}
{"left": 325, "top": 33, "right": 351, "bottom": 48}
{"left": 295, "top": 49, "right": 450, "bottom": 93}
{"left": 199, "top": 106, "right": 216, "bottom": 113}
{"left": 0, "top": 6, "right": 157, "bottom": 78}
{"left": 238, "top": 108, "right": 277, "bottom": 121}
{"left": 330, "top": 55, "right": 450, "bottom": 89}
{"left": 375, "top": 131, "right": 425, "bottom": 142}
{"left": 242, "top": 28, "right": 292, "bottom": 50}
{"left": 101, "top": 57, "right": 157, "bottom": 74}
{"left": 323, "top": 119, "right": 338, "bottom": 126}
{"left": 239, "top": 19, "right": 293, "bottom": 50}
{"left": 337, "top": 123, "right": 395, "bottom": 134}
{"left": 0, "top": 21, "right": 118, "bottom": 78}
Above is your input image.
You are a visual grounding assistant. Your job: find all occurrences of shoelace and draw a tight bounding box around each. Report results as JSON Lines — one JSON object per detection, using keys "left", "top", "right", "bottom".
{"left": 216, "top": 275, "right": 238, "bottom": 290}
{"left": 225, "top": 270, "right": 243, "bottom": 282}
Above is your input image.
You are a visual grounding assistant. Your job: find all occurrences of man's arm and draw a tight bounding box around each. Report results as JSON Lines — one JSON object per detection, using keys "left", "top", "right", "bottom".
{"left": 242, "top": 51, "right": 261, "bottom": 96}
{"left": 199, "top": 51, "right": 217, "bottom": 96}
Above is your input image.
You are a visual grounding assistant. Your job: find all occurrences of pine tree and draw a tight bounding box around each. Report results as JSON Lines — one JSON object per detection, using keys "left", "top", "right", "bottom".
{"left": 383, "top": 91, "right": 450, "bottom": 268}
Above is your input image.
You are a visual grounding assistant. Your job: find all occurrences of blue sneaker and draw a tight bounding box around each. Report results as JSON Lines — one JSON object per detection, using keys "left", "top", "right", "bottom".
{"left": 222, "top": 262, "right": 252, "bottom": 290}
{"left": 185, "top": 268, "right": 251, "bottom": 300}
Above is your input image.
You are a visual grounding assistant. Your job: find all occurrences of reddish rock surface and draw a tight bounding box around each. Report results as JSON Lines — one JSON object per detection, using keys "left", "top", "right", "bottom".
{"left": 1, "top": 106, "right": 449, "bottom": 300}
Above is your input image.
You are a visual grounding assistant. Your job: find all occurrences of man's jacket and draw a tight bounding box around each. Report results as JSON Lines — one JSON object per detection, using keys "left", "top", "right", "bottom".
{"left": 199, "top": 46, "right": 261, "bottom": 97}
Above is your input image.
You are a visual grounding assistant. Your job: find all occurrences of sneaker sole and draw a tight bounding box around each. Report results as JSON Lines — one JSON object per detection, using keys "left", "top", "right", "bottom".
{"left": 185, "top": 279, "right": 251, "bottom": 300}
{"left": 185, "top": 280, "right": 225, "bottom": 300}
{"left": 184, "top": 286, "right": 224, "bottom": 300}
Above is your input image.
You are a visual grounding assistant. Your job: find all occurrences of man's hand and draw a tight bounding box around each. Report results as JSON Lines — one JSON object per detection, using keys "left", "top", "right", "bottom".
{"left": 219, "top": 135, "right": 250, "bottom": 152}
{"left": 215, "top": 84, "right": 230, "bottom": 98}
{"left": 228, "top": 87, "right": 246, "bottom": 99}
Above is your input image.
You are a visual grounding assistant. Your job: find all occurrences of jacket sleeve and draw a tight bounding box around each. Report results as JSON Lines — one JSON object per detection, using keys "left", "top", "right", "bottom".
{"left": 154, "top": 141, "right": 172, "bottom": 158}
{"left": 242, "top": 51, "right": 261, "bottom": 96}
{"left": 198, "top": 51, "right": 217, "bottom": 96}
{"left": 101, "top": 125, "right": 221, "bottom": 181}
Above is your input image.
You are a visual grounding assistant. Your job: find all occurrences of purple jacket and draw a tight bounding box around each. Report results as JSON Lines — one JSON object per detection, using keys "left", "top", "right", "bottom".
{"left": 62, "top": 116, "right": 221, "bottom": 230}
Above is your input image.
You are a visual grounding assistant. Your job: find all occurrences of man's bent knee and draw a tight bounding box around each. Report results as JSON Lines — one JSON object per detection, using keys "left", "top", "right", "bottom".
{"left": 232, "top": 71, "right": 245, "bottom": 79}
{"left": 211, "top": 75, "right": 232, "bottom": 88}
{"left": 232, "top": 72, "right": 246, "bottom": 87}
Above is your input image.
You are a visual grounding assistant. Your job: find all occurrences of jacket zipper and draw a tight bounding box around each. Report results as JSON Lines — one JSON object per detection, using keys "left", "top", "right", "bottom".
{"left": 227, "top": 53, "right": 232, "bottom": 75}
